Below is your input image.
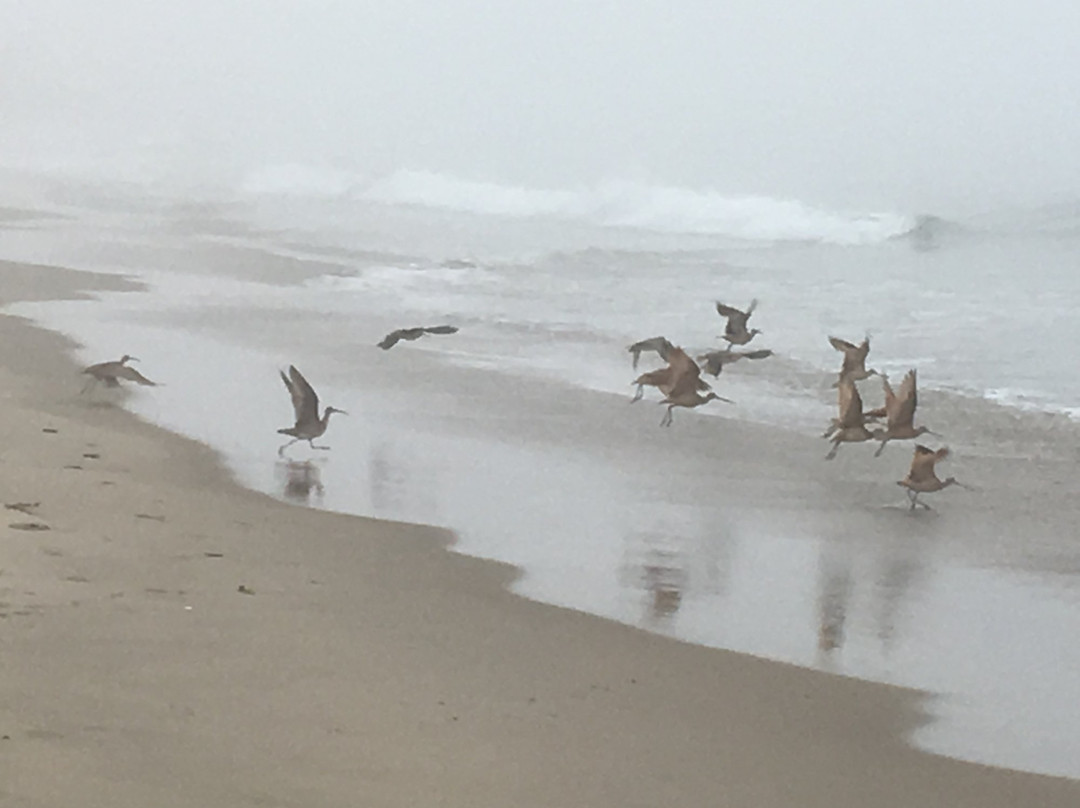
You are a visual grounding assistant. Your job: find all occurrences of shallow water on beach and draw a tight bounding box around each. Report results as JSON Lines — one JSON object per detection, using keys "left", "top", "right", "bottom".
{"left": 5, "top": 182, "right": 1080, "bottom": 777}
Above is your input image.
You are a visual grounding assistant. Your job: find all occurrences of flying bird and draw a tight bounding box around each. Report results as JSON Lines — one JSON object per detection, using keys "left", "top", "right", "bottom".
{"left": 655, "top": 349, "right": 733, "bottom": 425}
{"left": 658, "top": 388, "right": 732, "bottom": 427}
{"left": 715, "top": 299, "right": 762, "bottom": 347}
{"left": 631, "top": 346, "right": 711, "bottom": 402}
{"left": 696, "top": 348, "right": 773, "bottom": 378}
{"left": 377, "top": 325, "right": 459, "bottom": 350}
{"left": 874, "top": 369, "right": 938, "bottom": 456}
{"left": 824, "top": 378, "right": 882, "bottom": 459}
{"left": 277, "top": 365, "right": 347, "bottom": 455}
{"left": 897, "top": 445, "right": 962, "bottom": 510}
{"left": 829, "top": 335, "right": 878, "bottom": 386}
{"left": 81, "top": 354, "right": 157, "bottom": 393}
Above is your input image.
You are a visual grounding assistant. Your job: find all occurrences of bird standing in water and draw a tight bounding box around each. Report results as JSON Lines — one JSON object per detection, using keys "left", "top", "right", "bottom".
{"left": 277, "top": 365, "right": 347, "bottom": 455}
{"left": 897, "top": 445, "right": 962, "bottom": 510}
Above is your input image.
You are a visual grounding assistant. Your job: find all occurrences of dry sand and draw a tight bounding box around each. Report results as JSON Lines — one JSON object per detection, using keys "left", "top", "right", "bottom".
{"left": 2, "top": 262, "right": 1079, "bottom": 807}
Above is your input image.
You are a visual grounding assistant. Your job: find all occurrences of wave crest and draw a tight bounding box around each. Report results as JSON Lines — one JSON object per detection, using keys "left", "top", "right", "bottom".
{"left": 239, "top": 165, "right": 917, "bottom": 245}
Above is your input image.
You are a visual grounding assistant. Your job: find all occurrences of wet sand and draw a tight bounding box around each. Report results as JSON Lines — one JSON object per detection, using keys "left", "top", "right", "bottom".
{"left": 3, "top": 262, "right": 1080, "bottom": 806}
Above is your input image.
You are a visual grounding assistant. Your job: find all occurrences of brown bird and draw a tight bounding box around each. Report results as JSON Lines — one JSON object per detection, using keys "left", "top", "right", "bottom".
{"left": 829, "top": 335, "right": 878, "bottom": 386}
{"left": 897, "top": 445, "right": 962, "bottom": 510}
{"left": 874, "top": 369, "right": 938, "bottom": 456}
{"left": 822, "top": 378, "right": 885, "bottom": 441}
{"left": 277, "top": 365, "right": 347, "bottom": 455}
{"left": 627, "top": 336, "right": 676, "bottom": 370}
{"left": 631, "top": 346, "right": 710, "bottom": 402}
{"left": 824, "top": 378, "right": 882, "bottom": 459}
{"left": 81, "top": 354, "right": 157, "bottom": 393}
{"left": 658, "top": 389, "right": 732, "bottom": 427}
{"left": 697, "top": 348, "right": 773, "bottom": 378}
{"left": 378, "top": 325, "right": 459, "bottom": 350}
{"left": 715, "top": 299, "right": 762, "bottom": 347}
{"left": 657, "top": 350, "right": 733, "bottom": 425}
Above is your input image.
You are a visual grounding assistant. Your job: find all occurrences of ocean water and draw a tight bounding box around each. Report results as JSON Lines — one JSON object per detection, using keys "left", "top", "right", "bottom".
{"left": 4, "top": 167, "right": 1080, "bottom": 777}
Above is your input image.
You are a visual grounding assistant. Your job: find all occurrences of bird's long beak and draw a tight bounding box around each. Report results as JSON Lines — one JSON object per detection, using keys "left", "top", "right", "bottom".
{"left": 129, "top": 356, "right": 141, "bottom": 362}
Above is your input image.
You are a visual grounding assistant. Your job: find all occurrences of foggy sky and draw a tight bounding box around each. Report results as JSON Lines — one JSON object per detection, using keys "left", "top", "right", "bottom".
{"left": 3, "top": 0, "right": 1079, "bottom": 213}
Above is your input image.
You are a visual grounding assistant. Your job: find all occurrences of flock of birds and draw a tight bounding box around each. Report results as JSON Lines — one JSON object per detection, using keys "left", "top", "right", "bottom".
{"left": 625, "top": 299, "right": 965, "bottom": 511}
{"left": 80, "top": 306, "right": 962, "bottom": 512}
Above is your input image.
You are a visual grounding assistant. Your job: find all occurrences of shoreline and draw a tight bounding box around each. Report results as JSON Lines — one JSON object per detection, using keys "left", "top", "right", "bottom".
{"left": 8, "top": 257, "right": 1080, "bottom": 778}
{"left": 3, "top": 271, "right": 1080, "bottom": 803}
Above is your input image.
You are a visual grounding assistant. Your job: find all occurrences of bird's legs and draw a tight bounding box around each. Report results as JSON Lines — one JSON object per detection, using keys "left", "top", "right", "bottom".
{"left": 277, "top": 438, "right": 299, "bottom": 456}
{"left": 631, "top": 384, "right": 644, "bottom": 403}
{"left": 825, "top": 440, "right": 841, "bottom": 460}
{"left": 906, "top": 490, "right": 932, "bottom": 511}
{"left": 660, "top": 406, "right": 674, "bottom": 427}
{"left": 874, "top": 437, "right": 890, "bottom": 457}
{"left": 80, "top": 377, "right": 97, "bottom": 395}
{"left": 309, "top": 441, "right": 331, "bottom": 451}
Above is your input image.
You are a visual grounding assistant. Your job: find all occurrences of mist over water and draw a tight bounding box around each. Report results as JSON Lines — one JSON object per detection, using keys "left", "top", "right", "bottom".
{"left": 3, "top": 0, "right": 1080, "bottom": 215}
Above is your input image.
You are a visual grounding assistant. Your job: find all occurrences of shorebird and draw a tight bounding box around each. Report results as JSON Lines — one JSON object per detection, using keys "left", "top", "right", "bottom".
{"left": 715, "top": 299, "right": 762, "bottom": 347}
{"left": 378, "top": 325, "right": 459, "bottom": 350}
{"left": 631, "top": 346, "right": 710, "bottom": 402}
{"left": 655, "top": 350, "right": 733, "bottom": 425}
{"left": 696, "top": 348, "right": 773, "bottom": 378}
{"left": 822, "top": 377, "right": 885, "bottom": 441}
{"left": 874, "top": 369, "right": 938, "bottom": 456}
{"left": 658, "top": 388, "right": 732, "bottom": 427}
{"left": 277, "top": 365, "right": 347, "bottom": 455}
{"left": 897, "top": 445, "right": 963, "bottom": 510}
{"left": 627, "top": 336, "right": 675, "bottom": 370}
{"left": 824, "top": 378, "right": 881, "bottom": 459}
{"left": 81, "top": 355, "right": 157, "bottom": 393}
{"left": 632, "top": 365, "right": 710, "bottom": 402}
{"left": 829, "top": 335, "right": 878, "bottom": 386}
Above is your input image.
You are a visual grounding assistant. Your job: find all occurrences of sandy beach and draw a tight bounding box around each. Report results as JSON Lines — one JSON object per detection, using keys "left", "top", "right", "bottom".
{"left": 3, "top": 267, "right": 1080, "bottom": 805}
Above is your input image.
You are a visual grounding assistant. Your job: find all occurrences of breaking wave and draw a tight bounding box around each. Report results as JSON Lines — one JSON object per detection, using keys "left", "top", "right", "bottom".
{"left": 239, "top": 165, "right": 918, "bottom": 245}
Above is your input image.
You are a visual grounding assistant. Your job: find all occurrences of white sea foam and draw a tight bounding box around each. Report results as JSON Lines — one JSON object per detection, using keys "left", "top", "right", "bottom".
{"left": 238, "top": 165, "right": 916, "bottom": 245}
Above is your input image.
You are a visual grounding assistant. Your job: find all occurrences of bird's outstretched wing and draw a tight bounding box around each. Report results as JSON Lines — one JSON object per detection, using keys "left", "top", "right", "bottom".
{"left": 377, "top": 330, "right": 408, "bottom": 350}
{"left": 715, "top": 301, "right": 746, "bottom": 322}
{"left": 907, "top": 444, "right": 948, "bottom": 484}
{"left": 828, "top": 336, "right": 857, "bottom": 353}
{"left": 282, "top": 365, "right": 319, "bottom": 424}
{"left": 115, "top": 366, "right": 157, "bottom": 386}
{"left": 740, "top": 349, "right": 773, "bottom": 361}
{"left": 422, "top": 325, "right": 459, "bottom": 335}
{"left": 893, "top": 369, "right": 918, "bottom": 428}
{"left": 628, "top": 336, "right": 674, "bottom": 369}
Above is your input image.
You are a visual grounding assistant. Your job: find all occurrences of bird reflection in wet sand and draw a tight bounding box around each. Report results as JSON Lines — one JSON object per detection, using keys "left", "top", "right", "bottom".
{"left": 815, "top": 550, "right": 854, "bottom": 667}
{"left": 620, "top": 531, "right": 688, "bottom": 626}
{"left": 276, "top": 459, "right": 325, "bottom": 506}
{"left": 872, "top": 550, "right": 924, "bottom": 658}
{"left": 369, "top": 441, "right": 439, "bottom": 522}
